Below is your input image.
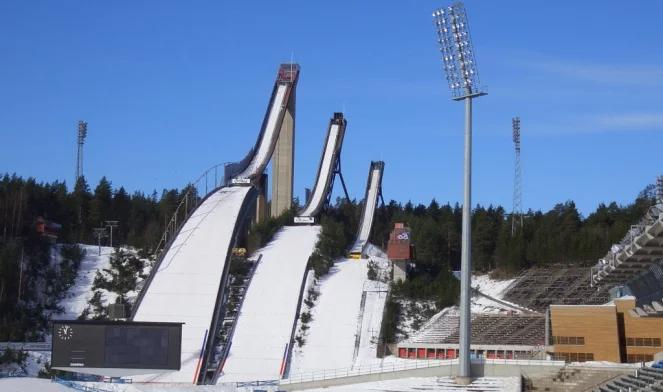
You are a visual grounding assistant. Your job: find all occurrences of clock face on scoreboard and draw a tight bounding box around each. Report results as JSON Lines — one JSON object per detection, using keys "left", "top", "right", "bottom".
{"left": 57, "top": 324, "right": 74, "bottom": 341}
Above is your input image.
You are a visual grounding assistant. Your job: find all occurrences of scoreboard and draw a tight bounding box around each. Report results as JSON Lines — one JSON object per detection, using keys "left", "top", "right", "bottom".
{"left": 52, "top": 320, "right": 181, "bottom": 372}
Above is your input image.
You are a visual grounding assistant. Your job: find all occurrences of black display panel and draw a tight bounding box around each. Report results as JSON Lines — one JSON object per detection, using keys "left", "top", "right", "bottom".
{"left": 52, "top": 320, "right": 181, "bottom": 371}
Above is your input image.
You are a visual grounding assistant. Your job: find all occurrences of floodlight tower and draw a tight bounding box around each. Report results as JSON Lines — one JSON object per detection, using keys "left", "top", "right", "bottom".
{"left": 75, "top": 121, "right": 88, "bottom": 182}
{"left": 433, "top": 2, "right": 486, "bottom": 383}
{"left": 512, "top": 117, "right": 523, "bottom": 236}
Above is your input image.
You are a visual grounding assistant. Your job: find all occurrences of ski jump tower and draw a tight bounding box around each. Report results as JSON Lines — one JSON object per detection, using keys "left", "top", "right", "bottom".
{"left": 271, "top": 64, "right": 298, "bottom": 217}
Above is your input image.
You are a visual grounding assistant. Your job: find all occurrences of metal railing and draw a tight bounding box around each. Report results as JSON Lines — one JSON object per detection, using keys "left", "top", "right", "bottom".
{"left": 131, "top": 163, "right": 228, "bottom": 317}
{"left": 280, "top": 358, "right": 566, "bottom": 385}
{"left": 0, "top": 341, "right": 51, "bottom": 351}
{"left": 211, "top": 255, "right": 263, "bottom": 383}
{"left": 151, "top": 163, "right": 227, "bottom": 262}
{"left": 52, "top": 377, "right": 113, "bottom": 392}
{"left": 591, "top": 203, "right": 663, "bottom": 284}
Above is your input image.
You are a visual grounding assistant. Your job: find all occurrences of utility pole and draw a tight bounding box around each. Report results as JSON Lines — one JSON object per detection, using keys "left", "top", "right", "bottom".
{"left": 433, "top": 2, "right": 486, "bottom": 383}
{"left": 93, "top": 227, "right": 107, "bottom": 255}
{"left": 18, "top": 246, "right": 24, "bottom": 302}
{"left": 105, "top": 220, "right": 119, "bottom": 248}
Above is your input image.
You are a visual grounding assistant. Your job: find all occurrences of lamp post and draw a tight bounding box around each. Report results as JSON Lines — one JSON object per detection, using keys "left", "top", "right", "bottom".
{"left": 93, "top": 227, "right": 107, "bottom": 255}
{"left": 433, "top": 2, "right": 486, "bottom": 383}
{"left": 105, "top": 220, "right": 119, "bottom": 248}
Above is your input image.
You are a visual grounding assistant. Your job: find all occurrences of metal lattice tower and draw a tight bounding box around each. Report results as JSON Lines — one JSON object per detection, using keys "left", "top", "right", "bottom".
{"left": 657, "top": 175, "right": 663, "bottom": 205}
{"left": 511, "top": 117, "right": 523, "bottom": 235}
{"left": 75, "top": 121, "right": 88, "bottom": 182}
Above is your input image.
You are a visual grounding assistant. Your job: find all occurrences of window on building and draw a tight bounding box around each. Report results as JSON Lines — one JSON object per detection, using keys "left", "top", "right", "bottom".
{"left": 627, "top": 354, "right": 654, "bottom": 363}
{"left": 552, "top": 352, "right": 594, "bottom": 362}
{"left": 625, "top": 337, "right": 662, "bottom": 347}
{"left": 553, "top": 336, "right": 585, "bottom": 345}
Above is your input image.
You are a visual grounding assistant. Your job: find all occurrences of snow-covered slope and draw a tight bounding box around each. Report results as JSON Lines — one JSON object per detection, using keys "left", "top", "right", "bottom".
{"left": 0, "top": 377, "right": 75, "bottom": 392}
{"left": 291, "top": 249, "right": 390, "bottom": 373}
{"left": 132, "top": 186, "right": 252, "bottom": 383}
{"left": 219, "top": 225, "right": 320, "bottom": 382}
{"left": 52, "top": 245, "right": 114, "bottom": 320}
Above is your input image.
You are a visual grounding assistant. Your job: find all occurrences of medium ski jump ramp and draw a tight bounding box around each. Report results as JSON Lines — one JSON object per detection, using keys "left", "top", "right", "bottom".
{"left": 219, "top": 225, "right": 321, "bottom": 382}
{"left": 130, "top": 64, "right": 300, "bottom": 383}
{"left": 295, "top": 113, "right": 347, "bottom": 223}
{"left": 349, "top": 161, "right": 384, "bottom": 258}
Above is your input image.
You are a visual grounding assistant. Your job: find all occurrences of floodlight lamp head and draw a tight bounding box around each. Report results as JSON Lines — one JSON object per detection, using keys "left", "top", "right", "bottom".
{"left": 78, "top": 121, "right": 88, "bottom": 142}
{"left": 432, "top": 2, "right": 484, "bottom": 99}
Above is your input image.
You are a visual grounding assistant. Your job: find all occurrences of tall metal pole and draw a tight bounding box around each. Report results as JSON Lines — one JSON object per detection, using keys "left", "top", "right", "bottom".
{"left": 432, "top": 3, "right": 485, "bottom": 383}
{"left": 458, "top": 94, "right": 473, "bottom": 381}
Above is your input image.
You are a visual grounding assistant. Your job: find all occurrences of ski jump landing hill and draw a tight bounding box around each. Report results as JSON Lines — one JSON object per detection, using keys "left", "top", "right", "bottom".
{"left": 129, "top": 64, "right": 299, "bottom": 384}
{"left": 349, "top": 161, "right": 385, "bottom": 259}
{"left": 219, "top": 114, "right": 351, "bottom": 382}
{"left": 113, "top": 63, "right": 386, "bottom": 385}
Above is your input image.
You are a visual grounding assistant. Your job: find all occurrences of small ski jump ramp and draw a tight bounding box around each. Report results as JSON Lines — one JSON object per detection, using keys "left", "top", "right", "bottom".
{"left": 349, "top": 161, "right": 385, "bottom": 259}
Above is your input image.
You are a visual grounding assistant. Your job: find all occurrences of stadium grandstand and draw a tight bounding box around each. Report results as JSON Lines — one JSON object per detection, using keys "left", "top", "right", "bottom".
{"left": 502, "top": 266, "right": 611, "bottom": 312}
{"left": 397, "top": 311, "right": 546, "bottom": 360}
{"left": 594, "top": 364, "right": 663, "bottom": 391}
{"left": 591, "top": 201, "right": 663, "bottom": 287}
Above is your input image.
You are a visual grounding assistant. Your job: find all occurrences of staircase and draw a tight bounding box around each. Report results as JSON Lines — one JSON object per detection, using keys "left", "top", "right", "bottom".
{"left": 526, "top": 366, "right": 631, "bottom": 392}
{"left": 595, "top": 366, "right": 663, "bottom": 392}
{"left": 203, "top": 254, "right": 262, "bottom": 383}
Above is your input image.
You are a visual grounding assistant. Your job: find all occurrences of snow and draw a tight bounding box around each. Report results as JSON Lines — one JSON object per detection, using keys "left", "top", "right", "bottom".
{"left": 350, "top": 168, "right": 382, "bottom": 254}
{"left": 299, "top": 124, "right": 341, "bottom": 217}
{"left": 51, "top": 245, "right": 114, "bottom": 320}
{"left": 291, "top": 250, "right": 390, "bottom": 373}
{"left": 299, "top": 376, "right": 521, "bottom": 392}
{"left": 219, "top": 225, "right": 321, "bottom": 382}
{"left": 471, "top": 275, "right": 514, "bottom": 299}
{"left": 0, "top": 378, "right": 74, "bottom": 392}
{"left": 132, "top": 186, "right": 252, "bottom": 383}
{"left": 355, "top": 281, "right": 389, "bottom": 363}
{"left": 236, "top": 84, "right": 288, "bottom": 179}
{"left": 291, "top": 258, "right": 368, "bottom": 372}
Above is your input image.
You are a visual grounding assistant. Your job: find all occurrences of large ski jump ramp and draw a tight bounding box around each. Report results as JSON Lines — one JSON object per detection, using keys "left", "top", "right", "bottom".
{"left": 350, "top": 161, "right": 384, "bottom": 258}
{"left": 219, "top": 225, "right": 320, "bottom": 382}
{"left": 130, "top": 64, "right": 300, "bottom": 384}
{"left": 132, "top": 186, "right": 253, "bottom": 383}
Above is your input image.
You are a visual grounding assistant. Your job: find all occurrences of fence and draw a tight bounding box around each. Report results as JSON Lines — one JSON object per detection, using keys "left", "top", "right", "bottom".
{"left": 52, "top": 377, "right": 113, "bottom": 392}
{"left": 151, "top": 163, "right": 227, "bottom": 263}
{"left": 280, "top": 358, "right": 566, "bottom": 385}
{"left": 0, "top": 342, "right": 51, "bottom": 351}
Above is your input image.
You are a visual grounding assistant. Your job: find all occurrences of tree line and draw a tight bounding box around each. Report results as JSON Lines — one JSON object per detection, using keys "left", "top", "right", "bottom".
{"left": 371, "top": 184, "right": 657, "bottom": 277}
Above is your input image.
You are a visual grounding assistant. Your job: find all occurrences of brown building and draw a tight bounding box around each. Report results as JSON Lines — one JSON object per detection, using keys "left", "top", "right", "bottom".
{"left": 387, "top": 223, "right": 414, "bottom": 282}
{"left": 550, "top": 297, "right": 663, "bottom": 363}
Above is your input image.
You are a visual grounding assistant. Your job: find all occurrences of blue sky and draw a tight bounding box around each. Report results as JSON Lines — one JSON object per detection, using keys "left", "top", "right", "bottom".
{"left": 1, "top": 1, "right": 661, "bottom": 215}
